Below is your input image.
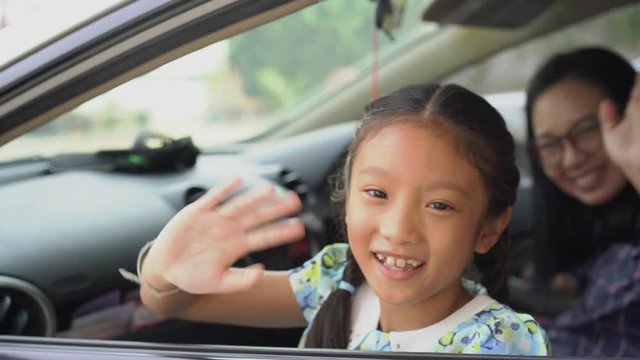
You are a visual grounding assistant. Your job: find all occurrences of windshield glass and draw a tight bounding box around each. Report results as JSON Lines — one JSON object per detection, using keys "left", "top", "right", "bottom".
{"left": 0, "top": 0, "right": 435, "bottom": 163}
{"left": 0, "top": 0, "right": 124, "bottom": 67}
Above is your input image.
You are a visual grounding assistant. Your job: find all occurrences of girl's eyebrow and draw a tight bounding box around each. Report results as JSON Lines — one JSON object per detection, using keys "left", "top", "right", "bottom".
{"left": 358, "top": 166, "right": 469, "bottom": 199}
{"left": 425, "top": 181, "right": 469, "bottom": 199}
{"left": 358, "top": 166, "right": 391, "bottom": 177}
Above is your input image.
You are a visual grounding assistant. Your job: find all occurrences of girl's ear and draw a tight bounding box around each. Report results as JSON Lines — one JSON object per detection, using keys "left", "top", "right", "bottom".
{"left": 475, "top": 207, "right": 512, "bottom": 254}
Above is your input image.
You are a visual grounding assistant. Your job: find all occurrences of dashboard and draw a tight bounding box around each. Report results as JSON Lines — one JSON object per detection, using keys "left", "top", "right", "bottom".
{"left": 0, "top": 121, "right": 356, "bottom": 341}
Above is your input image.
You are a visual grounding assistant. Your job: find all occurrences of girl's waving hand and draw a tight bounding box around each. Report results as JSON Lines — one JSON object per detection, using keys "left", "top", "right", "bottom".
{"left": 144, "top": 177, "right": 305, "bottom": 295}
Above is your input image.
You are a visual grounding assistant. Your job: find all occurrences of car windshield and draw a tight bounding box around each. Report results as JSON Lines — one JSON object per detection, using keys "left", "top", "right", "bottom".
{"left": 0, "top": 0, "right": 124, "bottom": 67}
{"left": 0, "top": 0, "right": 435, "bottom": 163}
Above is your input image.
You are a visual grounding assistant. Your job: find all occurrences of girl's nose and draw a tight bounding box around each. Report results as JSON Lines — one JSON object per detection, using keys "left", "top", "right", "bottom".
{"left": 379, "top": 200, "right": 419, "bottom": 245}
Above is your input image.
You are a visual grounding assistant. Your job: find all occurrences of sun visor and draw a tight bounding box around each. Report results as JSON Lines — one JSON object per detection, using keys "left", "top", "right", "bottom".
{"left": 422, "top": 0, "right": 554, "bottom": 28}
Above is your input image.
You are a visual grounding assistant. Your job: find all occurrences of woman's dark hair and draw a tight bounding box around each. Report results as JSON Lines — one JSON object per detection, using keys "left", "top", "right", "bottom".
{"left": 525, "top": 47, "right": 639, "bottom": 280}
{"left": 305, "top": 83, "right": 520, "bottom": 348}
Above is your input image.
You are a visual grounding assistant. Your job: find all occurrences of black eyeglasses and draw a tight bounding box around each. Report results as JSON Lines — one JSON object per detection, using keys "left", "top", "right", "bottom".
{"left": 531, "top": 114, "right": 602, "bottom": 167}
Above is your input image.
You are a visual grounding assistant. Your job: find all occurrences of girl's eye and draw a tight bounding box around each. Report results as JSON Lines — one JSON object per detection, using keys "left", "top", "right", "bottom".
{"left": 365, "top": 189, "right": 388, "bottom": 199}
{"left": 428, "top": 202, "right": 451, "bottom": 211}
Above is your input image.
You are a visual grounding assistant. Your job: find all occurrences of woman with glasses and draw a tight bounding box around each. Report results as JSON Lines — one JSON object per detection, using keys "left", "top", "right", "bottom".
{"left": 525, "top": 47, "right": 640, "bottom": 357}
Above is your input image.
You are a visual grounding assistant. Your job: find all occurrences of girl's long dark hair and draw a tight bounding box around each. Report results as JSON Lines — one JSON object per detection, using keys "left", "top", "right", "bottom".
{"left": 305, "top": 83, "right": 520, "bottom": 348}
{"left": 525, "top": 47, "right": 640, "bottom": 280}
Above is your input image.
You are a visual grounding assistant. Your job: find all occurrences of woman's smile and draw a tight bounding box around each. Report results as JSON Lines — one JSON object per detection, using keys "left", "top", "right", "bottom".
{"left": 570, "top": 166, "right": 606, "bottom": 192}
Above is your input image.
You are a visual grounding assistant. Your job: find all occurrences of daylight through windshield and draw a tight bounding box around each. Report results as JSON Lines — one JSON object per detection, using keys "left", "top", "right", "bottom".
{"left": 0, "top": 0, "right": 434, "bottom": 163}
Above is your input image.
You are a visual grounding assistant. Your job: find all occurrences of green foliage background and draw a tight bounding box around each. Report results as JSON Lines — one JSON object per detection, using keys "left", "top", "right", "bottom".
{"left": 229, "top": 1, "right": 373, "bottom": 111}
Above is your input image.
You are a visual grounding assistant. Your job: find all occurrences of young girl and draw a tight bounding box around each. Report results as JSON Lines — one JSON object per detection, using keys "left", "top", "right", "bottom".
{"left": 129, "top": 83, "right": 549, "bottom": 355}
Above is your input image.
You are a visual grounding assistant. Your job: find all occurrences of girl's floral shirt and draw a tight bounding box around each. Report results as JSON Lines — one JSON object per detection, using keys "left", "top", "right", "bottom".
{"left": 289, "top": 243, "right": 550, "bottom": 355}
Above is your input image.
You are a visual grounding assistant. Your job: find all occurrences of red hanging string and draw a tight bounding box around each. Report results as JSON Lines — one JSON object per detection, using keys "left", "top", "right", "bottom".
{"left": 371, "top": 22, "right": 379, "bottom": 100}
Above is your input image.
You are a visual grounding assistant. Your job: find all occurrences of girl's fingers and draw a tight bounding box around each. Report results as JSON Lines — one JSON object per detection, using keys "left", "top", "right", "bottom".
{"left": 195, "top": 177, "right": 243, "bottom": 210}
{"left": 216, "top": 184, "right": 276, "bottom": 219}
{"left": 245, "top": 218, "right": 305, "bottom": 253}
{"left": 216, "top": 264, "right": 265, "bottom": 293}
{"left": 239, "top": 192, "right": 303, "bottom": 230}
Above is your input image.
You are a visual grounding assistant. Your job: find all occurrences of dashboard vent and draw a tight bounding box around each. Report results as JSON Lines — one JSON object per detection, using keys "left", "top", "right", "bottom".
{"left": 184, "top": 186, "right": 207, "bottom": 205}
{"left": 0, "top": 276, "right": 56, "bottom": 336}
{"left": 279, "top": 168, "right": 309, "bottom": 201}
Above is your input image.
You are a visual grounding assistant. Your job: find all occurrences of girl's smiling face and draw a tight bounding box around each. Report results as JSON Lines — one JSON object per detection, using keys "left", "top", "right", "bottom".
{"left": 345, "top": 123, "right": 507, "bottom": 327}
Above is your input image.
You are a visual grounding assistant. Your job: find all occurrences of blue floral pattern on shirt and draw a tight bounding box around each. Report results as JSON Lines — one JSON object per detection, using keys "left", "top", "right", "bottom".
{"left": 289, "top": 243, "right": 550, "bottom": 355}
{"left": 432, "top": 302, "right": 548, "bottom": 354}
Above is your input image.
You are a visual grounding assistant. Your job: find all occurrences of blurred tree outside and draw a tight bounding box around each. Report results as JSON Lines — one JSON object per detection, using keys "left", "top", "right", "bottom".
{"left": 229, "top": 0, "right": 372, "bottom": 112}
{"left": 228, "top": 0, "right": 430, "bottom": 112}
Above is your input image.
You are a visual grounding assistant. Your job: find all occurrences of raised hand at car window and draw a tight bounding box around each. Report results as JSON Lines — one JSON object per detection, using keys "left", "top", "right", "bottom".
{"left": 143, "top": 178, "right": 305, "bottom": 295}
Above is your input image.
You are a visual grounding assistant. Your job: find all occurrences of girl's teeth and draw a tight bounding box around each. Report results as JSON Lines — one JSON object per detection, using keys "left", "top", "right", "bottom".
{"left": 407, "top": 259, "right": 420, "bottom": 267}
{"left": 374, "top": 253, "right": 423, "bottom": 270}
